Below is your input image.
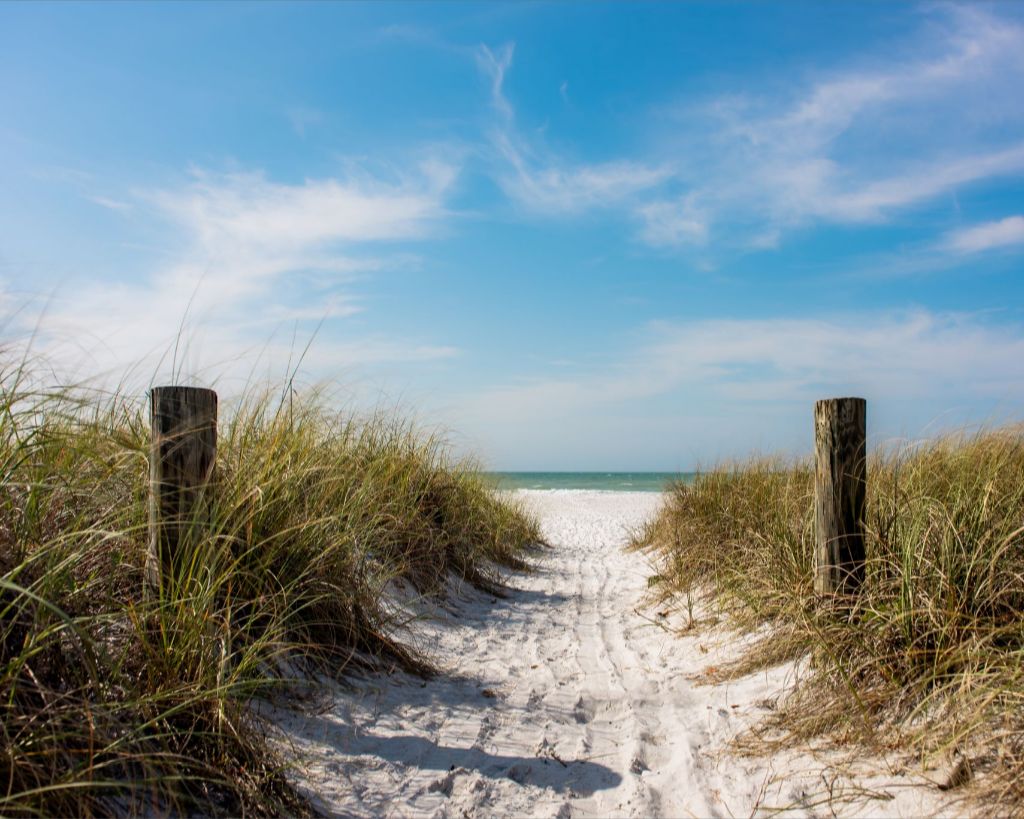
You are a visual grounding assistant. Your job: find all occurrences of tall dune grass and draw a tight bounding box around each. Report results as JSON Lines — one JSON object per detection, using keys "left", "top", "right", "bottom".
{"left": 0, "top": 361, "right": 539, "bottom": 816}
{"left": 634, "top": 426, "right": 1024, "bottom": 809}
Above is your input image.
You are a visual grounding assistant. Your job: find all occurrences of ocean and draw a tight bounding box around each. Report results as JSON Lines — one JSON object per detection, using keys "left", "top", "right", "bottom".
{"left": 484, "top": 472, "right": 696, "bottom": 492}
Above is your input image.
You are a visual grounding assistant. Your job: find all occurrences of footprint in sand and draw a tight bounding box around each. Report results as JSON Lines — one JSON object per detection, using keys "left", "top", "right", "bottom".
{"left": 573, "top": 695, "right": 594, "bottom": 724}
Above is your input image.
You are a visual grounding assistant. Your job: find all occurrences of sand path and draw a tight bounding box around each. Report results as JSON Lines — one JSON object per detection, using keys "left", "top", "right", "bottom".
{"left": 272, "top": 490, "right": 947, "bottom": 818}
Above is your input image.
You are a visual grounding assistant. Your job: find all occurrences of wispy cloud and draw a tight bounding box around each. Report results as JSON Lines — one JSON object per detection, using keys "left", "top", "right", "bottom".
{"left": 476, "top": 43, "right": 671, "bottom": 215}
{"left": 442, "top": 308, "right": 1024, "bottom": 467}
{"left": 638, "top": 5, "right": 1024, "bottom": 250}
{"left": 87, "top": 195, "right": 133, "bottom": 212}
{"left": 636, "top": 194, "right": 708, "bottom": 247}
{"left": 493, "top": 132, "right": 671, "bottom": 215}
{"left": 945, "top": 215, "right": 1024, "bottom": 253}
{"left": 9, "top": 160, "right": 461, "bottom": 387}
{"left": 794, "top": 144, "right": 1024, "bottom": 224}
{"left": 468, "top": 7, "right": 1024, "bottom": 254}
{"left": 286, "top": 106, "right": 324, "bottom": 138}
{"left": 475, "top": 42, "right": 515, "bottom": 122}
{"left": 457, "top": 309, "right": 1024, "bottom": 424}
{"left": 155, "top": 162, "right": 454, "bottom": 252}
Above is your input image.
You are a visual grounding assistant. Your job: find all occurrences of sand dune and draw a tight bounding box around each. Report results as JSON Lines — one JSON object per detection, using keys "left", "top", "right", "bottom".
{"left": 271, "top": 490, "right": 950, "bottom": 817}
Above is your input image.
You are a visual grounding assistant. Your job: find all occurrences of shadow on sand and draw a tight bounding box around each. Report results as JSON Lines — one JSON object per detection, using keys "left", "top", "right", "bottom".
{"left": 310, "top": 723, "right": 622, "bottom": 795}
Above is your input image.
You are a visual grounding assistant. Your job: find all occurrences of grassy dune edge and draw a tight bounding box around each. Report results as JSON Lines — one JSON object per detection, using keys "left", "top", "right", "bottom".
{"left": 633, "top": 426, "right": 1024, "bottom": 813}
{"left": 0, "top": 363, "right": 539, "bottom": 816}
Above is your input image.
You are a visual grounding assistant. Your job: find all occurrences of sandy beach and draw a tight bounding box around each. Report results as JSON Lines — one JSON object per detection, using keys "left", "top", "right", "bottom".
{"left": 271, "top": 490, "right": 951, "bottom": 818}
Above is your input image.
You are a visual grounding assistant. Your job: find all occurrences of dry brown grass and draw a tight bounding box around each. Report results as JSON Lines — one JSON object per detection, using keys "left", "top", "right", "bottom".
{"left": 0, "top": 363, "right": 539, "bottom": 816}
{"left": 633, "top": 427, "right": 1024, "bottom": 813}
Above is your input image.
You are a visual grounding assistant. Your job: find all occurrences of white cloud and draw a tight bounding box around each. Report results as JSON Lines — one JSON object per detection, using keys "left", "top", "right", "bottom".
{"left": 477, "top": 43, "right": 671, "bottom": 215}
{"left": 286, "top": 106, "right": 324, "bottom": 138}
{"left": 456, "top": 310, "right": 1024, "bottom": 425}
{"left": 636, "top": 195, "right": 708, "bottom": 247}
{"left": 806, "top": 144, "right": 1024, "bottom": 223}
{"left": 639, "top": 5, "right": 1024, "bottom": 250}
{"left": 129, "top": 161, "right": 457, "bottom": 314}
{"left": 471, "top": 7, "right": 1024, "bottom": 253}
{"left": 475, "top": 43, "right": 515, "bottom": 122}
{"left": 87, "top": 195, "right": 133, "bottom": 212}
{"left": 7, "top": 160, "right": 461, "bottom": 388}
{"left": 10, "top": 264, "right": 460, "bottom": 398}
{"left": 155, "top": 163, "right": 454, "bottom": 254}
{"left": 494, "top": 132, "right": 671, "bottom": 215}
{"left": 945, "top": 215, "right": 1024, "bottom": 253}
{"left": 441, "top": 309, "right": 1024, "bottom": 467}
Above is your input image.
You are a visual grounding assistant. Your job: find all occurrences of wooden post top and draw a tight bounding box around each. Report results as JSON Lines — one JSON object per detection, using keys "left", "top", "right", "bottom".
{"left": 150, "top": 385, "right": 218, "bottom": 402}
{"left": 150, "top": 387, "right": 218, "bottom": 430}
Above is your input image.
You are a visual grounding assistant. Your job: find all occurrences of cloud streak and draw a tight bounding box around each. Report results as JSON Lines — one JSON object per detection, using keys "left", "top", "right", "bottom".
{"left": 441, "top": 308, "right": 1024, "bottom": 467}
{"left": 477, "top": 44, "right": 671, "bottom": 216}
{"left": 475, "top": 42, "right": 515, "bottom": 122}
{"left": 156, "top": 163, "right": 455, "bottom": 253}
{"left": 945, "top": 215, "right": 1024, "bottom": 253}
{"left": 8, "top": 160, "right": 461, "bottom": 388}
{"left": 470, "top": 7, "right": 1024, "bottom": 259}
{"left": 457, "top": 309, "right": 1024, "bottom": 424}
{"left": 637, "top": 6, "right": 1024, "bottom": 250}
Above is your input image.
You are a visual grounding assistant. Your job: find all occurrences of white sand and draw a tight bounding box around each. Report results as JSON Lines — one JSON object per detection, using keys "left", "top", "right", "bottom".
{"left": 270, "top": 490, "right": 954, "bottom": 818}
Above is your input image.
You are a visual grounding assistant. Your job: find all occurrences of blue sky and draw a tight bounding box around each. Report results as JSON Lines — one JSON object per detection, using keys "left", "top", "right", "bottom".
{"left": 3, "top": 2, "right": 1024, "bottom": 470}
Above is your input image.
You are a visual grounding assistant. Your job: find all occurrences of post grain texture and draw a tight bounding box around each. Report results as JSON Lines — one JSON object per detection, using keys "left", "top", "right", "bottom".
{"left": 814, "top": 397, "right": 867, "bottom": 596}
{"left": 147, "top": 386, "right": 218, "bottom": 592}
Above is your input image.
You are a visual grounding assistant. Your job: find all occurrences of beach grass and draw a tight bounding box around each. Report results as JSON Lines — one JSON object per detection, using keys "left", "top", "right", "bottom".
{"left": 0, "top": 359, "right": 539, "bottom": 816}
{"left": 633, "top": 426, "right": 1024, "bottom": 810}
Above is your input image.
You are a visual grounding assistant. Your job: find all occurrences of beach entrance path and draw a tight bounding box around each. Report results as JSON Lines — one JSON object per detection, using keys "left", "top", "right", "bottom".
{"left": 272, "top": 491, "right": 943, "bottom": 818}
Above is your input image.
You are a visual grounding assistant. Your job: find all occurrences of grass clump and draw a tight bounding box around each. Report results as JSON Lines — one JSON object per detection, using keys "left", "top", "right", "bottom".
{"left": 634, "top": 426, "right": 1024, "bottom": 809}
{"left": 0, "top": 362, "right": 539, "bottom": 816}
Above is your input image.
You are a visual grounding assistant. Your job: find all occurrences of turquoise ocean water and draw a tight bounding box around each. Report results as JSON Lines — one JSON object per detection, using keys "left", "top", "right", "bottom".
{"left": 484, "top": 472, "right": 696, "bottom": 492}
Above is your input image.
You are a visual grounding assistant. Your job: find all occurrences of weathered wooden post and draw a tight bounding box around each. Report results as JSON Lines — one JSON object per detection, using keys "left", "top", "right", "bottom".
{"left": 814, "top": 397, "right": 866, "bottom": 596}
{"left": 147, "top": 386, "right": 218, "bottom": 593}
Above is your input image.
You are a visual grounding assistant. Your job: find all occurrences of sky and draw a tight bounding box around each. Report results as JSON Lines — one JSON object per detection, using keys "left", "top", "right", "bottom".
{"left": 2, "top": 1, "right": 1024, "bottom": 470}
